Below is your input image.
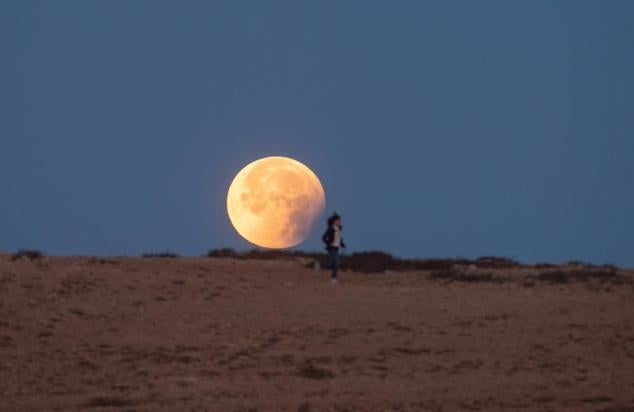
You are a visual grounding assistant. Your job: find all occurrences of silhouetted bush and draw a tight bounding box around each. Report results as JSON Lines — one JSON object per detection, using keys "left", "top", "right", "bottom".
{"left": 206, "top": 248, "right": 240, "bottom": 258}
{"left": 341, "top": 251, "right": 412, "bottom": 273}
{"left": 566, "top": 260, "right": 589, "bottom": 266}
{"left": 532, "top": 262, "right": 559, "bottom": 269}
{"left": 474, "top": 256, "right": 519, "bottom": 269}
{"left": 241, "top": 249, "right": 300, "bottom": 260}
{"left": 410, "top": 258, "right": 473, "bottom": 271}
{"left": 87, "top": 257, "right": 120, "bottom": 265}
{"left": 531, "top": 269, "right": 625, "bottom": 284}
{"left": 207, "top": 248, "right": 324, "bottom": 261}
{"left": 336, "top": 252, "right": 483, "bottom": 274}
{"left": 142, "top": 252, "right": 179, "bottom": 258}
{"left": 429, "top": 269, "right": 502, "bottom": 283}
{"left": 11, "top": 249, "right": 44, "bottom": 261}
{"left": 566, "top": 260, "right": 618, "bottom": 271}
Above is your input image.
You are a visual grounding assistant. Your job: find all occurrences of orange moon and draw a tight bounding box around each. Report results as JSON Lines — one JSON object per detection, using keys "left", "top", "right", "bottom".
{"left": 226, "top": 156, "right": 326, "bottom": 249}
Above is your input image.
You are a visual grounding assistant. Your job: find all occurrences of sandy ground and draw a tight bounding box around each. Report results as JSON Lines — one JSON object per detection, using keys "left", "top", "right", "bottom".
{"left": 0, "top": 255, "right": 633, "bottom": 412}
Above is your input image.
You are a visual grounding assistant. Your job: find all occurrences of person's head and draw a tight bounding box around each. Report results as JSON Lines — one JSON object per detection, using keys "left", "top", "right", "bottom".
{"left": 327, "top": 212, "right": 341, "bottom": 227}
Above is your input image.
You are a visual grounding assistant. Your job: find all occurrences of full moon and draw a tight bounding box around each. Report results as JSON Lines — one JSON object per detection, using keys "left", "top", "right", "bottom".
{"left": 226, "top": 156, "right": 326, "bottom": 249}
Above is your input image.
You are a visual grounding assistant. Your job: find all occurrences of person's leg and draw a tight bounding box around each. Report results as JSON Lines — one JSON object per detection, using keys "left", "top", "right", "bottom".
{"left": 330, "top": 247, "right": 339, "bottom": 280}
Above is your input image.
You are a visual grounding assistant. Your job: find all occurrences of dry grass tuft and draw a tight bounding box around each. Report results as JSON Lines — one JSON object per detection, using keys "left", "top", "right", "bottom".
{"left": 84, "top": 396, "right": 137, "bottom": 408}
{"left": 297, "top": 363, "right": 334, "bottom": 379}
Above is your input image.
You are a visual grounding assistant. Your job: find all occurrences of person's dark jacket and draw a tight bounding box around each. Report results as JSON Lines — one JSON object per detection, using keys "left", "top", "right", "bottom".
{"left": 322, "top": 225, "right": 346, "bottom": 251}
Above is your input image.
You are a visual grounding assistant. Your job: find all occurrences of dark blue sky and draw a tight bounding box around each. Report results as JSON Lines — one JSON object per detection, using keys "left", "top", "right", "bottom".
{"left": 1, "top": 1, "right": 633, "bottom": 265}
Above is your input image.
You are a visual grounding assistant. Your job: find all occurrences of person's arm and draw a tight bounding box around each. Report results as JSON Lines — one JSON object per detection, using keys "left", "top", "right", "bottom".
{"left": 322, "top": 227, "right": 334, "bottom": 246}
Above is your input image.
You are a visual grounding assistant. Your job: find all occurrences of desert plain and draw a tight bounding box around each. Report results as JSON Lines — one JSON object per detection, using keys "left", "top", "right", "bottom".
{"left": 0, "top": 252, "right": 633, "bottom": 412}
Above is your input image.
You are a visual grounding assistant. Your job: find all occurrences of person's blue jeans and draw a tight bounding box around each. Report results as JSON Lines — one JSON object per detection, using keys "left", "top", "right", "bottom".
{"left": 329, "top": 247, "right": 340, "bottom": 279}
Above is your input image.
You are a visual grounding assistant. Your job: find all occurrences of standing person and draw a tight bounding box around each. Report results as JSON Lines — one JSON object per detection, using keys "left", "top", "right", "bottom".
{"left": 322, "top": 212, "right": 346, "bottom": 283}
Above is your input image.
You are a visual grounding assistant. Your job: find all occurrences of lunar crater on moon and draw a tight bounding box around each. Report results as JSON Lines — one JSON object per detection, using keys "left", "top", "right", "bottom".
{"left": 227, "top": 156, "right": 325, "bottom": 249}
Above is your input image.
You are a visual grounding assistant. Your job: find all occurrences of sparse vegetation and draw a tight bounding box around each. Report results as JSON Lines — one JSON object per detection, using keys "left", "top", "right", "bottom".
{"left": 205, "top": 248, "right": 629, "bottom": 285}
{"left": 298, "top": 363, "right": 334, "bottom": 379}
{"left": 532, "top": 262, "right": 559, "bottom": 269}
{"left": 87, "top": 257, "right": 120, "bottom": 265}
{"left": 429, "top": 269, "right": 501, "bottom": 283}
{"left": 207, "top": 248, "right": 322, "bottom": 261}
{"left": 474, "top": 256, "right": 519, "bottom": 268}
{"left": 207, "top": 248, "right": 240, "bottom": 258}
{"left": 84, "top": 396, "right": 137, "bottom": 408}
{"left": 565, "top": 260, "right": 618, "bottom": 270}
{"left": 566, "top": 260, "right": 590, "bottom": 266}
{"left": 142, "top": 252, "right": 179, "bottom": 258}
{"left": 207, "top": 248, "right": 492, "bottom": 273}
{"left": 530, "top": 269, "right": 626, "bottom": 284}
{"left": 340, "top": 253, "right": 516, "bottom": 273}
{"left": 342, "top": 251, "right": 412, "bottom": 273}
{"left": 11, "top": 249, "right": 44, "bottom": 261}
{"left": 411, "top": 258, "right": 473, "bottom": 271}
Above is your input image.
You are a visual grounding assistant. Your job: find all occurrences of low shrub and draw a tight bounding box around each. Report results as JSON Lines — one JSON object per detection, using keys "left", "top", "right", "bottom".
{"left": 429, "top": 269, "right": 501, "bottom": 283}
{"left": 141, "top": 252, "right": 179, "bottom": 258}
{"left": 474, "top": 256, "right": 519, "bottom": 269}
{"left": 206, "top": 248, "right": 531, "bottom": 275}
{"left": 341, "top": 251, "right": 412, "bottom": 273}
{"left": 11, "top": 249, "right": 44, "bottom": 261}
{"left": 206, "top": 248, "right": 240, "bottom": 258}
{"left": 207, "top": 248, "right": 323, "bottom": 261}
{"left": 531, "top": 269, "right": 625, "bottom": 284}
